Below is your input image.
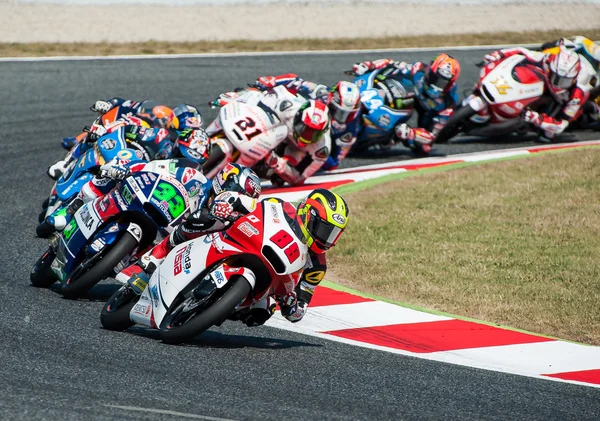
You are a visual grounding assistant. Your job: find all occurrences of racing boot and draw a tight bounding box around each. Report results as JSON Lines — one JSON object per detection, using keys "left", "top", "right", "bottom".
{"left": 232, "top": 297, "right": 277, "bottom": 327}
{"left": 47, "top": 158, "right": 72, "bottom": 180}
{"left": 61, "top": 137, "right": 78, "bottom": 151}
{"left": 116, "top": 236, "right": 173, "bottom": 284}
{"left": 395, "top": 124, "right": 434, "bottom": 154}
{"left": 45, "top": 198, "right": 83, "bottom": 231}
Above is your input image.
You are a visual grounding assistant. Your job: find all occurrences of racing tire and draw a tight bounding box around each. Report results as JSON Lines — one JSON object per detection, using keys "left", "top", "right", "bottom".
{"left": 36, "top": 220, "right": 56, "bottom": 238}
{"left": 38, "top": 209, "right": 47, "bottom": 224}
{"left": 100, "top": 286, "right": 137, "bottom": 331}
{"left": 435, "top": 105, "right": 477, "bottom": 144}
{"left": 30, "top": 248, "right": 57, "bottom": 288}
{"left": 160, "top": 275, "right": 252, "bottom": 345}
{"left": 199, "top": 142, "right": 225, "bottom": 178}
{"left": 41, "top": 197, "right": 50, "bottom": 209}
{"left": 61, "top": 232, "right": 138, "bottom": 299}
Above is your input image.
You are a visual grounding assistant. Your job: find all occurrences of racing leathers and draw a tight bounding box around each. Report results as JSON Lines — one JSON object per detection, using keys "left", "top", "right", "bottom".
{"left": 484, "top": 47, "right": 591, "bottom": 139}
{"left": 212, "top": 85, "right": 332, "bottom": 186}
{"left": 541, "top": 36, "right": 600, "bottom": 122}
{"left": 123, "top": 194, "right": 327, "bottom": 325}
{"left": 353, "top": 58, "right": 459, "bottom": 153}
{"left": 255, "top": 73, "right": 358, "bottom": 170}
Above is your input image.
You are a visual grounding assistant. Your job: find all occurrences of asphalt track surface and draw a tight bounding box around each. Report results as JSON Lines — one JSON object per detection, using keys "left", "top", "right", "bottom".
{"left": 1, "top": 48, "right": 600, "bottom": 420}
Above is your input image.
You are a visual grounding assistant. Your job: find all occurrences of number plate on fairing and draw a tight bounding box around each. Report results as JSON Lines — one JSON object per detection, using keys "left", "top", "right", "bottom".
{"left": 210, "top": 266, "right": 228, "bottom": 288}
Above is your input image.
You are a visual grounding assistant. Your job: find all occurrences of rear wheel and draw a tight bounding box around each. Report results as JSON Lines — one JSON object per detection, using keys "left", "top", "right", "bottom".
{"left": 435, "top": 105, "right": 477, "bottom": 144}
{"left": 160, "top": 275, "right": 252, "bottom": 345}
{"left": 61, "top": 232, "right": 138, "bottom": 299}
{"left": 30, "top": 248, "right": 57, "bottom": 288}
{"left": 100, "top": 285, "right": 137, "bottom": 331}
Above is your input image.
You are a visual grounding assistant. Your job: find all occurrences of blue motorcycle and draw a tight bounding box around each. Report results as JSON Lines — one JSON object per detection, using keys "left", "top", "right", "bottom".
{"left": 37, "top": 128, "right": 149, "bottom": 238}
{"left": 347, "top": 70, "right": 416, "bottom": 152}
{"left": 31, "top": 161, "right": 203, "bottom": 299}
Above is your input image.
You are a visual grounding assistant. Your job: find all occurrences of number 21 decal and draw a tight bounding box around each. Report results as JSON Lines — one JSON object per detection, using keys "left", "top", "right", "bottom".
{"left": 235, "top": 117, "right": 263, "bottom": 140}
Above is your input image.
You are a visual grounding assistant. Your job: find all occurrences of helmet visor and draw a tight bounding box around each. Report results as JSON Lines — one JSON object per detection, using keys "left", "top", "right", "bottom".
{"left": 426, "top": 72, "right": 451, "bottom": 92}
{"left": 294, "top": 122, "right": 326, "bottom": 146}
{"left": 331, "top": 101, "right": 359, "bottom": 124}
{"left": 307, "top": 216, "right": 343, "bottom": 250}
{"left": 549, "top": 71, "right": 575, "bottom": 89}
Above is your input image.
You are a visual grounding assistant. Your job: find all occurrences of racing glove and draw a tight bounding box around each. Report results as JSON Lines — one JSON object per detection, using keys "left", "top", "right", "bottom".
{"left": 99, "top": 163, "right": 131, "bottom": 180}
{"left": 484, "top": 51, "right": 504, "bottom": 63}
{"left": 352, "top": 61, "right": 374, "bottom": 76}
{"left": 90, "top": 100, "right": 113, "bottom": 114}
{"left": 209, "top": 192, "right": 243, "bottom": 222}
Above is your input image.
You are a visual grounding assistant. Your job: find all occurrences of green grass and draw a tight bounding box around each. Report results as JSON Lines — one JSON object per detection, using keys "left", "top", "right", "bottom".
{"left": 328, "top": 148, "right": 600, "bottom": 345}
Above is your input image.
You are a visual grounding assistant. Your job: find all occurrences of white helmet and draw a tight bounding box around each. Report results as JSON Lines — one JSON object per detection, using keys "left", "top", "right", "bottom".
{"left": 543, "top": 45, "right": 581, "bottom": 96}
{"left": 328, "top": 81, "right": 361, "bottom": 124}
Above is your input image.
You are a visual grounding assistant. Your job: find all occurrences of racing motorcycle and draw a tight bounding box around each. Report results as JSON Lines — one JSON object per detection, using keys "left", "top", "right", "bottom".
{"left": 200, "top": 86, "right": 292, "bottom": 180}
{"left": 344, "top": 70, "right": 417, "bottom": 152}
{"left": 37, "top": 130, "right": 148, "bottom": 238}
{"left": 38, "top": 127, "right": 207, "bottom": 238}
{"left": 31, "top": 160, "right": 200, "bottom": 299}
{"left": 100, "top": 199, "right": 307, "bottom": 345}
{"left": 435, "top": 54, "right": 555, "bottom": 143}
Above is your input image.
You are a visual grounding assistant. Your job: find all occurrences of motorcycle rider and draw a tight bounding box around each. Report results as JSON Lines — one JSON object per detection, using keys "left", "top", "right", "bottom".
{"left": 540, "top": 35, "right": 600, "bottom": 124}
{"left": 351, "top": 54, "right": 461, "bottom": 153}
{"left": 484, "top": 43, "right": 590, "bottom": 140}
{"left": 45, "top": 127, "right": 211, "bottom": 231}
{"left": 48, "top": 101, "right": 204, "bottom": 179}
{"left": 253, "top": 74, "right": 362, "bottom": 170}
{"left": 125, "top": 187, "right": 350, "bottom": 326}
{"left": 116, "top": 163, "right": 262, "bottom": 282}
{"left": 212, "top": 86, "right": 332, "bottom": 187}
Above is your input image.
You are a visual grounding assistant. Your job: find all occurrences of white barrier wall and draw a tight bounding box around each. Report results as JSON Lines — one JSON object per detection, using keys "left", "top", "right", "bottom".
{"left": 1, "top": 0, "right": 600, "bottom": 43}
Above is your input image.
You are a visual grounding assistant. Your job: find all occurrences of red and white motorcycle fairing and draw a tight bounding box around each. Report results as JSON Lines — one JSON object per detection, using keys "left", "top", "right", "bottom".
{"left": 436, "top": 54, "right": 555, "bottom": 143}
{"left": 204, "top": 86, "right": 303, "bottom": 179}
{"left": 468, "top": 54, "right": 546, "bottom": 125}
{"left": 129, "top": 200, "right": 307, "bottom": 329}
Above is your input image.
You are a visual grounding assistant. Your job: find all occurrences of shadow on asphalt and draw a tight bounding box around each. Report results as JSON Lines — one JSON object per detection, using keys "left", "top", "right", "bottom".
{"left": 124, "top": 326, "right": 323, "bottom": 350}
{"left": 46, "top": 282, "right": 121, "bottom": 302}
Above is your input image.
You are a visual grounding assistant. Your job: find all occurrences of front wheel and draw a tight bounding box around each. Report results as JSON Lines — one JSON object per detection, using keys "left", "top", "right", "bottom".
{"left": 100, "top": 285, "right": 138, "bottom": 331}
{"left": 61, "top": 232, "right": 138, "bottom": 299}
{"left": 160, "top": 275, "right": 252, "bottom": 345}
{"left": 30, "top": 248, "right": 57, "bottom": 288}
{"left": 36, "top": 220, "right": 55, "bottom": 238}
{"left": 435, "top": 104, "right": 477, "bottom": 144}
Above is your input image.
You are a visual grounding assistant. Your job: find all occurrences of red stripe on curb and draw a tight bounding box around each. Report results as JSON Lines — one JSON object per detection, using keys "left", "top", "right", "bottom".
{"left": 528, "top": 144, "right": 587, "bottom": 153}
{"left": 263, "top": 179, "right": 353, "bottom": 194}
{"left": 323, "top": 319, "right": 554, "bottom": 353}
{"left": 309, "top": 287, "right": 374, "bottom": 307}
{"left": 333, "top": 160, "right": 465, "bottom": 175}
{"left": 542, "top": 369, "right": 600, "bottom": 385}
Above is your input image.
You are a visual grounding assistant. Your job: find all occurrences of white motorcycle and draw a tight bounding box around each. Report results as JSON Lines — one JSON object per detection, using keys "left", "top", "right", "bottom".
{"left": 100, "top": 199, "right": 307, "bottom": 344}
{"left": 201, "top": 86, "right": 301, "bottom": 179}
